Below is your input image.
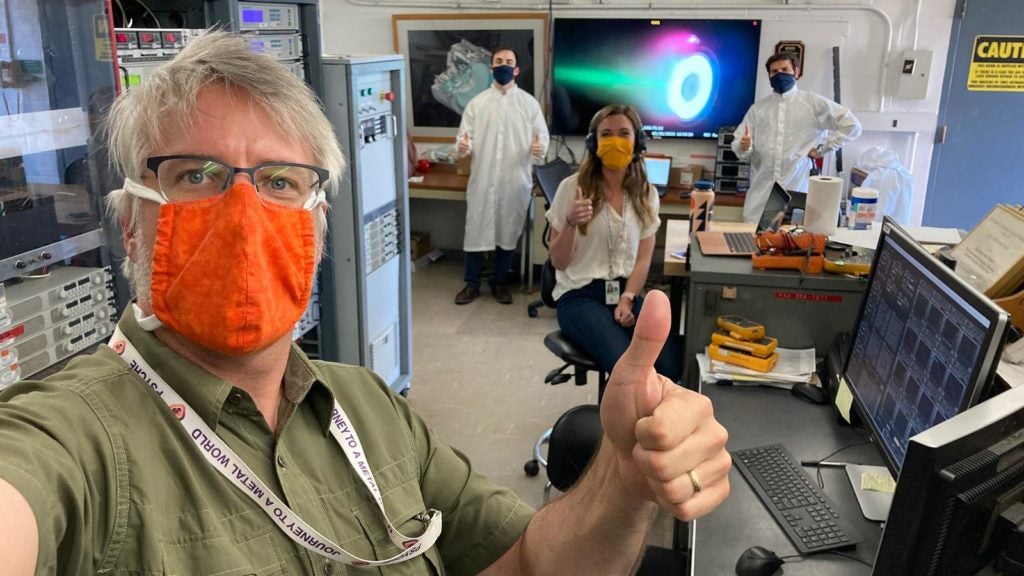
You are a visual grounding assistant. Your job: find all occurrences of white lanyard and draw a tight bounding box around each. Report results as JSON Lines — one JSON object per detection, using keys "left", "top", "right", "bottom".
{"left": 604, "top": 195, "right": 628, "bottom": 278}
{"left": 108, "top": 327, "right": 442, "bottom": 567}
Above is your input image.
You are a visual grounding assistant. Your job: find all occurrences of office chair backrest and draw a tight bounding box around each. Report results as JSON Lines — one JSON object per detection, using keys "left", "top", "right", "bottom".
{"left": 534, "top": 158, "right": 574, "bottom": 206}
{"left": 540, "top": 259, "right": 557, "bottom": 309}
{"left": 546, "top": 404, "right": 602, "bottom": 491}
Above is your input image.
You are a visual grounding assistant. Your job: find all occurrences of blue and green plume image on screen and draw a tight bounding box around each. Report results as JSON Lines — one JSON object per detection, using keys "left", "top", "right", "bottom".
{"left": 551, "top": 18, "right": 761, "bottom": 140}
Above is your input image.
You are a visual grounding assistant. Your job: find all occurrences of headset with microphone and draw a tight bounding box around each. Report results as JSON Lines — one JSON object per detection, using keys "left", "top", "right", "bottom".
{"left": 584, "top": 109, "right": 648, "bottom": 162}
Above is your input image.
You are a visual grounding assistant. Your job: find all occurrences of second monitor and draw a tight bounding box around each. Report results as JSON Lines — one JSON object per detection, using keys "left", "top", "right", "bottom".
{"left": 643, "top": 156, "right": 672, "bottom": 197}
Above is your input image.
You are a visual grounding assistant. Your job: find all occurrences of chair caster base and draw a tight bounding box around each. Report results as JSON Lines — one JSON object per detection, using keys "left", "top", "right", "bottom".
{"left": 524, "top": 459, "right": 541, "bottom": 477}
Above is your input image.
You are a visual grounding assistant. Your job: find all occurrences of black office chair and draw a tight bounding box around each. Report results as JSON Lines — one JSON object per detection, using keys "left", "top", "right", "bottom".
{"left": 523, "top": 258, "right": 607, "bottom": 480}
{"left": 527, "top": 158, "right": 575, "bottom": 318}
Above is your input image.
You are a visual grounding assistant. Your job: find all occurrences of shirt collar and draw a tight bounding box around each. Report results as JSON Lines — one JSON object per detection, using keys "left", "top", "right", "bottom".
{"left": 492, "top": 83, "right": 517, "bottom": 95}
{"left": 781, "top": 83, "right": 799, "bottom": 99}
{"left": 115, "top": 309, "right": 337, "bottom": 433}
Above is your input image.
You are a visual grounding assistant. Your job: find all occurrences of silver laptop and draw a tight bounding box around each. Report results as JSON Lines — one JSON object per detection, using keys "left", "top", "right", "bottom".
{"left": 695, "top": 182, "right": 792, "bottom": 256}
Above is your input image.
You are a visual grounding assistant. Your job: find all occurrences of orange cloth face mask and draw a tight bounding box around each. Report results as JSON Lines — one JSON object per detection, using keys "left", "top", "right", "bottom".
{"left": 146, "top": 182, "right": 316, "bottom": 355}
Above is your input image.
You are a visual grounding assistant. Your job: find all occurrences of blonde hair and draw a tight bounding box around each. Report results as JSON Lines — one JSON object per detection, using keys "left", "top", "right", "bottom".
{"left": 576, "top": 104, "right": 655, "bottom": 235}
{"left": 104, "top": 31, "right": 344, "bottom": 296}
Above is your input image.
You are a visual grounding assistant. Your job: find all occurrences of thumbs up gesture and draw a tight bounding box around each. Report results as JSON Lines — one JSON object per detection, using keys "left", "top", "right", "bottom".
{"left": 566, "top": 186, "right": 593, "bottom": 228}
{"left": 458, "top": 132, "right": 471, "bottom": 156}
{"left": 739, "top": 125, "right": 752, "bottom": 152}
{"left": 531, "top": 132, "right": 544, "bottom": 160}
{"left": 600, "top": 291, "right": 731, "bottom": 520}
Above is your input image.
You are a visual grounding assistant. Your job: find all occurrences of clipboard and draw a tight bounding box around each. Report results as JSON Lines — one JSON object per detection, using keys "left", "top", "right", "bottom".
{"left": 952, "top": 204, "right": 1024, "bottom": 298}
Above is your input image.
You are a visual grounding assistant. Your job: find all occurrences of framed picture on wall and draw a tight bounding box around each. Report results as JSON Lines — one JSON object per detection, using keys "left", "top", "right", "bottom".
{"left": 392, "top": 13, "right": 548, "bottom": 141}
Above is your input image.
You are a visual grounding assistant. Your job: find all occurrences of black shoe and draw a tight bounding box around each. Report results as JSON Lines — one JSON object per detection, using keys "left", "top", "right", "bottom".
{"left": 493, "top": 284, "right": 513, "bottom": 305}
{"left": 455, "top": 285, "right": 480, "bottom": 305}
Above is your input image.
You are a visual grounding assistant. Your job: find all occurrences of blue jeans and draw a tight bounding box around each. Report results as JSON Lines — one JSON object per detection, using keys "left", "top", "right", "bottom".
{"left": 464, "top": 248, "right": 515, "bottom": 289}
{"left": 556, "top": 279, "right": 683, "bottom": 385}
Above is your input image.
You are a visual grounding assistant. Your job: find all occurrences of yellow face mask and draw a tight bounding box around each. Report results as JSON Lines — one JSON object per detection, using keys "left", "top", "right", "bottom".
{"left": 596, "top": 136, "right": 634, "bottom": 170}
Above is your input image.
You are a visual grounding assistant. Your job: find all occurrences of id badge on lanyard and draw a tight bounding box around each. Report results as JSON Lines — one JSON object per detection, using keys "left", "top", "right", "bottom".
{"left": 605, "top": 200, "right": 627, "bottom": 306}
{"left": 605, "top": 280, "right": 621, "bottom": 305}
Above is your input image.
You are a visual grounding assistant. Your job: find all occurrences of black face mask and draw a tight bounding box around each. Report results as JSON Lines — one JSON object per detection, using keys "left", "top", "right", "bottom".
{"left": 492, "top": 65, "right": 515, "bottom": 86}
{"left": 770, "top": 72, "right": 796, "bottom": 94}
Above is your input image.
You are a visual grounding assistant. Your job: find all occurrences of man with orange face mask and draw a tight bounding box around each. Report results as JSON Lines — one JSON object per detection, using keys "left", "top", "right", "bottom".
{"left": 0, "top": 33, "right": 730, "bottom": 575}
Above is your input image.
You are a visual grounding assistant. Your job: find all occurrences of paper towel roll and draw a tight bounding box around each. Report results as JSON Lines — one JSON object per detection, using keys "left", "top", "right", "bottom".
{"left": 804, "top": 176, "right": 844, "bottom": 235}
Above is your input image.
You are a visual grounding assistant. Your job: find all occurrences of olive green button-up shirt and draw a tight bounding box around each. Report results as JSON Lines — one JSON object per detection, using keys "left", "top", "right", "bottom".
{"left": 0, "top": 312, "right": 533, "bottom": 575}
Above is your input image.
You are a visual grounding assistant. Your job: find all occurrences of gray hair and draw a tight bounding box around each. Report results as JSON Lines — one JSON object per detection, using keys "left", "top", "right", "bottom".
{"left": 105, "top": 30, "right": 344, "bottom": 298}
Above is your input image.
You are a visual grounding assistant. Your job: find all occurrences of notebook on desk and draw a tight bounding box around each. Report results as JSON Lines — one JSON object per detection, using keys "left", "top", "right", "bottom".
{"left": 643, "top": 156, "right": 672, "bottom": 197}
{"left": 696, "top": 182, "right": 791, "bottom": 256}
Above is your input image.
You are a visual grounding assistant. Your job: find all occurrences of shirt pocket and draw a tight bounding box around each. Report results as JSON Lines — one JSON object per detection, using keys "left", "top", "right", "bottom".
{"left": 159, "top": 530, "right": 286, "bottom": 576}
{"left": 352, "top": 478, "right": 445, "bottom": 576}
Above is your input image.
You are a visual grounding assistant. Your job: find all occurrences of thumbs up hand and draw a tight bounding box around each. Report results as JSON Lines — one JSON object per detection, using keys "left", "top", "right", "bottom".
{"left": 739, "top": 125, "right": 752, "bottom": 152}
{"left": 600, "top": 291, "right": 731, "bottom": 520}
{"left": 458, "top": 132, "right": 471, "bottom": 156}
{"left": 531, "top": 132, "right": 544, "bottom": 160}
{"left": 566, "top": 186, "right": 593, "bottom": 228}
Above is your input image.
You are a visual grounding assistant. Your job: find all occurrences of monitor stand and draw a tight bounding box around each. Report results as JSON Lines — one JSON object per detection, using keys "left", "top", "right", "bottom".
{"left": 845, "top": 464, "right": 894, "bottom": 522}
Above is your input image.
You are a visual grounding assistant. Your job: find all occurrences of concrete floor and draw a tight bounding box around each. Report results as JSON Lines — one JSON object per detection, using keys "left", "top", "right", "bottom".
{"left": 405, "top": 256, "right": 675, "bottom": 549}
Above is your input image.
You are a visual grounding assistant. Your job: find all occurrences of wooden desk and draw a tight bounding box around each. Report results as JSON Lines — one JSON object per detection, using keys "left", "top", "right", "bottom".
{"left": 659, "top": 188, "right": 746, "bottom": 219}
{"left": 664, "top": 219, "right": 691, "bottom": 277}
{"left": 408, "top": 163, "right": 468, "bottom": 201}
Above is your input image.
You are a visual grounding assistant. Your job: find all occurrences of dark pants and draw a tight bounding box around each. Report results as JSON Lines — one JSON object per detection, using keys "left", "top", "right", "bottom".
{"left": 464, "top": 248, "right": 515, "bottom": 290}
{"left": 556, "top": 279, "right": 683, "bottom": 383}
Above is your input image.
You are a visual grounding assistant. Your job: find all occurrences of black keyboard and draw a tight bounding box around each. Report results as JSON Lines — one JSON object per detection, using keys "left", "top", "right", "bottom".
{"left": 732, "top": 444, "right": 863, "bottom": 555}
{"left": 724, "top": 232, "right": 757, "bottom": 254}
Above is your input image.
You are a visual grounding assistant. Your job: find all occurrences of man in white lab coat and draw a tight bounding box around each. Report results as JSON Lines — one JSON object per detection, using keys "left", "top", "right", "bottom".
{"left": 732, "top": 53, "right": 862, "bottom": 224}
{"left": 455, "top": 47, "right": 549, "bottom": 305}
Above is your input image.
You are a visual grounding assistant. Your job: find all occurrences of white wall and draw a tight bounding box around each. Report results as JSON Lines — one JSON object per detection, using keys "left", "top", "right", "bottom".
{"left": 320, "top": 0, "right": 957, "bottom": 226}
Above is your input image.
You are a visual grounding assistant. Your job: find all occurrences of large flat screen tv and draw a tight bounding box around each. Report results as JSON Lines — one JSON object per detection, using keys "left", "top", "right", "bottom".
{"left": 551, "top": 18, "right": 762, "bottom": 139}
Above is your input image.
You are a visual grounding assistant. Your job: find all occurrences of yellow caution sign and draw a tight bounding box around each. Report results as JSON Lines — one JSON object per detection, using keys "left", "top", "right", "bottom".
{"left": 968, "top": 34, "right": 1024, "bottom": 92}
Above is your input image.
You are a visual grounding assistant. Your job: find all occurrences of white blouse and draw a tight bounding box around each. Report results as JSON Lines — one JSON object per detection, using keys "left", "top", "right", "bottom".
{"left": 545, "top": 173, "right": 660, "bottom": 301}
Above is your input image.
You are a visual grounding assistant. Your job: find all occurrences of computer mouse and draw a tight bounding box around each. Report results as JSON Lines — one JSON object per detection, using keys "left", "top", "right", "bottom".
{"left": 735, "top": 545, "right": 785, "bottom": 576}
{"left": 791, "top": 383, "right": 830, "bottom": 405}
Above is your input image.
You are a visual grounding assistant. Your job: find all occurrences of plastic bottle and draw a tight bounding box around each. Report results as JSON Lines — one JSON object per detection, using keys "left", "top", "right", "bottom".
{"left": 848, "top": 187, "right": 879, "bottom": 230}
{"left": 690, "top": 179, "right": 715, "bottom": 232}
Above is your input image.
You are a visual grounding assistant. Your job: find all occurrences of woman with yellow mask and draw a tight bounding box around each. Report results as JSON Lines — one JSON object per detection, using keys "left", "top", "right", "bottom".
{"left": 545, "top": 104, "right": 682, "bottom": 387}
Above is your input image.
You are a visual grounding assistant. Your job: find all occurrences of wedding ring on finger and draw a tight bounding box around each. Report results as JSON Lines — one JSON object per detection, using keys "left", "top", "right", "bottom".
{"left": 688, "top": 469, "right": 702, "bottom": 495}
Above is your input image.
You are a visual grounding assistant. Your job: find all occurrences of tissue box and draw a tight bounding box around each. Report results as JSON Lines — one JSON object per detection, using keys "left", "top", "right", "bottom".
{"left": 456, "top": 155, "right": 472, "bottom": 176}
{"left": 409, "top": 231, "right": 431, "bottom": 261}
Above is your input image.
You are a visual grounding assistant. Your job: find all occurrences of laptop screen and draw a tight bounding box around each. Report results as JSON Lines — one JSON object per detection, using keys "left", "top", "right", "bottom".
{"left": 756, "top": 182, "right": 792, "bottom": 233}
{"left": 644, "top": 157, "right": 672, "bottom": 187}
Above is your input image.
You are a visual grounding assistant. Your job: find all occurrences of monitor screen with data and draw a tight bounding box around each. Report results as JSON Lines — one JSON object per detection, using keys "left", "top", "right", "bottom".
{"left": 644, "top": 157, "right": 672, "bottom": 187}
{"left": 843, "top": 219, "right": 1008, "bottom": 473}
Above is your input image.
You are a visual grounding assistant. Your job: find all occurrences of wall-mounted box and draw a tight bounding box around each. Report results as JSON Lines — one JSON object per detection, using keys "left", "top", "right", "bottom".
{"left": 896, "top": 49, "right": 933, "bottom": 100}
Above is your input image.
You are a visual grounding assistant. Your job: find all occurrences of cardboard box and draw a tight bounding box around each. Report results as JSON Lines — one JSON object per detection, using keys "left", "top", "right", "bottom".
{"left": 409, "top": 231, "right": 431, "bottom": 261}
{"left": 672, "top": 164, "right": 705, "bottom": 190}
{"left": 456, "top": 155, "right": 472, "bottom": 176}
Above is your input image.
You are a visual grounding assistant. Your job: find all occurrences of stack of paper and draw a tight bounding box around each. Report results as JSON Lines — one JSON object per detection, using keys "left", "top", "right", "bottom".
{"left": 697, "top": 347, "right": 818, "bottom": 389}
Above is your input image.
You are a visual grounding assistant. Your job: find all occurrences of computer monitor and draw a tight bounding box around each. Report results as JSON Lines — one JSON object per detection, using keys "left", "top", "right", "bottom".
{"left": 643, "top": 156, "right": 672, "bottom": 196}
{"left": 872, "top": 383, "right": 1024, "bottom": 575}
{"left": 844, "top": 217, "right": 1010, "bottom": 474}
